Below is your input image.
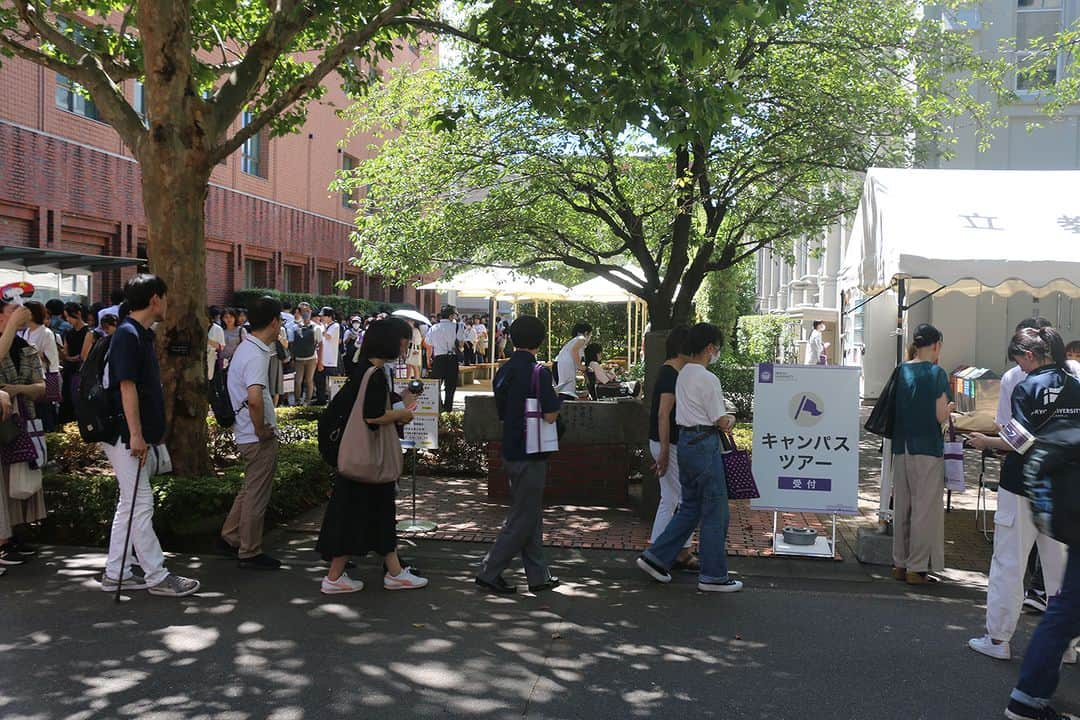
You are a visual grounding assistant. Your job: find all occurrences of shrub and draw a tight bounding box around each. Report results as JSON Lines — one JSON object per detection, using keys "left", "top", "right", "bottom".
{"left": 416, "top": 411, "right": 486, "bottom": 477}
{"left": 709, "top": 362, "right": 755, "bottom": 421}
{"left": 735, "top": 314, "right": 800, "bottom": 364}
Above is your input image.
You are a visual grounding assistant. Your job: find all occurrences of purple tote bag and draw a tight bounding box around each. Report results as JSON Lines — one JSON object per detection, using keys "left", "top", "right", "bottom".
{"left": 721, "top": 432, "right": 759, "bottom": 500}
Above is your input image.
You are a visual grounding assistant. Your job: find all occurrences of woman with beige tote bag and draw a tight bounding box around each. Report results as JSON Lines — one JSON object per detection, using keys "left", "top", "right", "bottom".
{"left": 316, "top": 320, "right": 429, "bottom": 595}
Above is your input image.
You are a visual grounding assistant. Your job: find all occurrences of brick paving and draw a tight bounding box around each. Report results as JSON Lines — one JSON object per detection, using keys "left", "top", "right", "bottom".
{"left": 290, "top": 412, "right": 998, "bottom": 571}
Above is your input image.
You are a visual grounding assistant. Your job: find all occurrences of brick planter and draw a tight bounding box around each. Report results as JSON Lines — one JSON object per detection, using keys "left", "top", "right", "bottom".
{"left": 486, "top": 441, "right": 631, "bottom": 506}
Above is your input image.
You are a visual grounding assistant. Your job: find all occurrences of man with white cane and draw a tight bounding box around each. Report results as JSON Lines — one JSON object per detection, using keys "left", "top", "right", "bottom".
{"left": 99, "top": 275, "right": 199, "bottom": 598}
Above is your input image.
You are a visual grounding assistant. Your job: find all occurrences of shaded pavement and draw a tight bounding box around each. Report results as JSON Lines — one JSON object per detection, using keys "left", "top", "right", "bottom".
{"left": 2, "top": 528, "right": 1078, "bottom": 720}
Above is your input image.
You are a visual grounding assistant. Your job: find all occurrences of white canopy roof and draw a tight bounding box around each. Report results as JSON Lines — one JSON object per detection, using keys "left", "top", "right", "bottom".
{"left": 566, "top": 268, "right": 646, "bottom": 303}
{"left": 418, "top": 268, "right": 569, "bottom": 300}
{"left": 839, "top": 168, "right": 1080, "bottom": 298}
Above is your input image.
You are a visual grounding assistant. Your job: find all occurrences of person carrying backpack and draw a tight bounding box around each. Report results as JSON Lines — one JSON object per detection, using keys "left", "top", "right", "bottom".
{"left": 218, "top": 296, "right": 283, "bottom": 570}
{"left": 99, "top": 275, "right": 199, "bottom": 597}
{"left": 475, "top": 316, "right": 562, "bottom": 595}
{"left": 289, "top": 302, "right": 322, "bottom": 406}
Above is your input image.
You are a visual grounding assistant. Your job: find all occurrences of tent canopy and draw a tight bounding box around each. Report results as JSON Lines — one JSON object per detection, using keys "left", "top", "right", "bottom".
{"left": 566, "top": 268, "right": 645, "bottom": 303}
{"left": 839, "top": 168, "right": 1080, "bottom": 298}
{"left": 418, "top": 268, "right": 569, "bottom": 300}
{"left": 0, "top": 247, "right": 144, "bottom": 274}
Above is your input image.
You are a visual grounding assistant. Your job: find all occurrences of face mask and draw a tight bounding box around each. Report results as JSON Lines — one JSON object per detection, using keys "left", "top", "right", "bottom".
{"left": 301, "top": 312, "right": 312, "bottom": 321}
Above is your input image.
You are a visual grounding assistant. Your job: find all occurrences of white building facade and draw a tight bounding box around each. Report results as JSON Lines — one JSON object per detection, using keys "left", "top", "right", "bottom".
{"left": 755, "top": 0, "right": 1080, "bottom": 396}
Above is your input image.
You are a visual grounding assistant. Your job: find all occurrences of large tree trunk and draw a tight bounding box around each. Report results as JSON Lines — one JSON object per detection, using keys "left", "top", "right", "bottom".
{"left": 140, "top": 157, "right": 212, "bottom": 477}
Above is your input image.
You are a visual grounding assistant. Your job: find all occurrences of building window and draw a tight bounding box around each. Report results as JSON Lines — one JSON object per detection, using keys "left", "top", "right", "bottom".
{"left": 317, "top": 269, "right": 334, "bottom": 295}
{"left": 341, "top": 154, "right": 359, "bottom": 208}
{"left": 241, "top": 111, "right": 268, "bottom": 178}
{"left": 284, "top": 265, "right": 303, "bottom": 293}
{"left": 244, "top": 258, "right": 268, "bottom": 288}
{"left": 1016, "top": 0, "right": 1063, "bottom": 92}
{"left": 133, "top": 80, "right": 146, "bottom": 120}
{"left": 389, "top": 286, "right": 405, "bottom": 304}
{"left": 56, "top": 74, "right": 100, "bottom": 120}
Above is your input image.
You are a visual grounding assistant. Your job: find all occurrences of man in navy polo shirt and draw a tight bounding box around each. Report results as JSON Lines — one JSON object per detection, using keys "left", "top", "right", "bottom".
{"left": 476, "top": 316, "right": 561, "bottom": 595}
{"left": 100, "top": 274, "right": 200, "bottom": 598}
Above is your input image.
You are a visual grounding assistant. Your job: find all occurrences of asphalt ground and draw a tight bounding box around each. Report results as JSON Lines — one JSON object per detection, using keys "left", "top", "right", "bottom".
{"left": 1, "top": 531, "right": 1078, "bottom": 720}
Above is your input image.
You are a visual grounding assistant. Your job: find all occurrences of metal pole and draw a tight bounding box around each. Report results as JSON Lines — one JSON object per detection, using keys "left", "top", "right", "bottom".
{"left": 547, "top": 301, "right": 552, "bottom": 362}
{"left": 626, "top": 300, "right": 632, "bottom": 367}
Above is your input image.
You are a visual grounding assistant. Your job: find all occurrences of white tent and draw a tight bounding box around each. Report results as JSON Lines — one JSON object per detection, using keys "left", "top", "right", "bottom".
{"left": 839, "top": 167, "right": 1080, "bottom": 520}
{"left": 840, "top": 167, "right": 1080, "bottom": 298}
{"left": 566, "top": 268, "right": 649, "bottom": 365}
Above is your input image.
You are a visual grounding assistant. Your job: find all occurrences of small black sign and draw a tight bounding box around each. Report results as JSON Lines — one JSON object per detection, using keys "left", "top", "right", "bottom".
{"left": 167, "top": 342, "right": 192, "bottom": 357}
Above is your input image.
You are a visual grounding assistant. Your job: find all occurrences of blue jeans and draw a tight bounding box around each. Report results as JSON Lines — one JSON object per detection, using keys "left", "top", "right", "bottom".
{"left": 643, "top": 430, "right": 730, "bottom": 583}
{"left": 1012, "top": 546, "right": 1080, "bottom": 707}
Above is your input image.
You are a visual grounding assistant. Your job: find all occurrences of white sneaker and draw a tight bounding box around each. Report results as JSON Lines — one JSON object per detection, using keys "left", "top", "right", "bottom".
{"left": 100, "top": 574, "right": 151, "bottom": 592}
{"left": 321, "top": 573, "right": 364, "bottom": 594}
{"left": 698, "top": 579, "right": 744, "bottom": 593}
{"left": 968, "top": 634, "right": 1010, "bottom": 660}
{"left": 384, "top": 567, "right": 428, "bottom": 591}
{"left": 1063, "top": 644, "right": 1078, "bottom": 665}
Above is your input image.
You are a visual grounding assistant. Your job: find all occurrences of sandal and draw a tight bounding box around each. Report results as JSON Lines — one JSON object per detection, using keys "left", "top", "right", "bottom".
{"left": 672, "top": 554, "right": 701, "bottom": 572}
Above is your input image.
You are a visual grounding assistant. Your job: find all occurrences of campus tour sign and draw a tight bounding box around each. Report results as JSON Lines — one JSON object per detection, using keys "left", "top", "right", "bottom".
{"left": 751, "top": 364, "right": 861, "bottom": 557}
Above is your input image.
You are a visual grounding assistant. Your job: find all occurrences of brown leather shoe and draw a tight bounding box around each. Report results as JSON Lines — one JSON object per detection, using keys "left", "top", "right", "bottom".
{"left": 906, "top": 571, "right": 940, "bottom": 585}
{"left": 891, "top": 566, "right": 906, "bottom": 581}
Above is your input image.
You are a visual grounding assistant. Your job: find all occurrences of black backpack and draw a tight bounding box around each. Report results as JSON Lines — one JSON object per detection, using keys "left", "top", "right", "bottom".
{"left": 291, "top": 324, "right": 316, "bottom": 358}
{"left": 209, "top": 363, "right": 237, "bottom": 428}
{"left": 318, "top": 367, "right": 361, "bottom": 466}
{"left": 76, "top": 335, "right": 120, "bottom": 443}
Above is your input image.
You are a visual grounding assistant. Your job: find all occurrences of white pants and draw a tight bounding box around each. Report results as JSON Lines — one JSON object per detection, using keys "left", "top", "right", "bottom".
{"left": 986, "top": 487, "right": 1066, "bottom": 642}
{"left": 103, "top": 440, "right": 168, "bottom": 586}
{"left": 649, "top": 440, "right": 692, "bottom": 548}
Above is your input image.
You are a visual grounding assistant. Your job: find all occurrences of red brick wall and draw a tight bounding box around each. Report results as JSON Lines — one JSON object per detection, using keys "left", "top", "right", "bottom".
{"left": 486, "top": 442, "right": 631, "bottom": 506}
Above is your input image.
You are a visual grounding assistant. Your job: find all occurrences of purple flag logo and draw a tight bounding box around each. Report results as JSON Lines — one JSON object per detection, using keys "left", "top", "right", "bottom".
{"left": 790, "top": 392, "right": 826, "bottom": 427}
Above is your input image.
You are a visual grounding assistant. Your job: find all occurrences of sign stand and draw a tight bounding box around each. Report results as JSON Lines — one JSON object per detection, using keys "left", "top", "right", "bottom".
{"left": 771, "top": 511, "right": 837, "bottom": 558}
{"left": 396, "top": 441, "right": 437, "bottom": 534}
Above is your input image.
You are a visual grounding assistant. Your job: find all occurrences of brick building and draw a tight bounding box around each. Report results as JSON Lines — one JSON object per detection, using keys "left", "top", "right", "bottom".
{"left": 0, "top": 43, "right": 437, "bottom": 312}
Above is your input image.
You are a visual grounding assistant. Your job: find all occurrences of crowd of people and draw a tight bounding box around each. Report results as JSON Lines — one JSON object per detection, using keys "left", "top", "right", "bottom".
{"left": 4, "top": 274, "right": 1079, "bottom": 718}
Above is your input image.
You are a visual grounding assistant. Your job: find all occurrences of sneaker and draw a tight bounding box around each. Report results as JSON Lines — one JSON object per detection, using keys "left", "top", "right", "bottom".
{"left": 100, "top": 574, "right": 151, "bottom": 592}
{"left": 698, "top": 579, "right": 744, "bottom": 593}
{"left": 1023, "top": 590, "right": 1049, "bottom": 614}
{"left": 384, "top": 567, "right": 428, "bottom": 591}
{"left": 147, "top": 574, "right": 200, "bottom": 597}
{"left": 636, "top": 554, "right": 672, "bottom": 583}
{"left": 10, "top": 539, "right": 37, "bottom": 556}
{"left": 475, "top": 576, "right": 517, "bottom": 595}
{"left": 1004, "top": 699, "right": 1078, "bottom": 719}
{"left": 321, "top": 573, "right": 364, "bottom": 594}
{"left": 528, "top": 577, "right": 561, "bottom": 593}
{"left": 237, "top": 553, "right": 281, "bottom": 570}
{"left": 0, "top": 544, "right": 26, "bottom": 566}
{"left": 968, "top": 634, "right": 1011, "bottom": 660}
{"left": 216, "top": 537, "right": 239, "bottom": 557}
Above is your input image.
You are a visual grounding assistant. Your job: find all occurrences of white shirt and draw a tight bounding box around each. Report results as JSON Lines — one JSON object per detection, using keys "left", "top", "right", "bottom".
{"left": 996, "top": 360, "right": 1080, "bottom": 426}
{"left": 676, "top": 363, "right": 729, "bottom": 427}
{"left": 21, "top": 325, "right": 60, "bottom": 373}
{"left": 427, "top": 319, "right": 465, "bottom": 356}
{"left": 805, "top": 330, "right": 825, "bottom": 364}
{"left": 590, "top": 360, "right": 615, "bottom": 384}
{"left": 228, "top": 335, "right": 276, "bottom": 445}
{"left": 464, "top": 325, "right": 477, "bottom": 342}
{"left": 321, "top": 322, "right": 341, "bottom": 368}
{"left": 554, "top": 336, "right": 585, "bottom": 396}
{"left": 207, "top": 323, "right": 225, "bottom": 380}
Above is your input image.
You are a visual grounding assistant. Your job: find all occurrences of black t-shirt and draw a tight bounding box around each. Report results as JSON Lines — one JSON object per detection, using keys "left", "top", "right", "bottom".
{"left": 63, "top": 326, "right": 90, "bottom": 368}
{"left": 357, "top": 360, "right": 390, "bottom": 431}
{"left": 494, "top": 350, "right": 561, "bottom": 461}
{"left": 649, "top": 363, "right": 680, "bottom": 444}
{"left": 109, "top": 317, "right": 166, "bottom": 445}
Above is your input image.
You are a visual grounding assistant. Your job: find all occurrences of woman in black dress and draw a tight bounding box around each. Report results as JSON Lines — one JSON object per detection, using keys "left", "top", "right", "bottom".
{"left": 317, "top": 320, "right": 429, "bottom": 594}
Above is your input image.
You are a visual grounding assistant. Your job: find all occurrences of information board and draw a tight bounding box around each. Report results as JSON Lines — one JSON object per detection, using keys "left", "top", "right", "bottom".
{"left": 394, "top": 378, "right": 440, "bottom": 449}
{"left": 750, "top": 364, "right": 861, "bottom": 515}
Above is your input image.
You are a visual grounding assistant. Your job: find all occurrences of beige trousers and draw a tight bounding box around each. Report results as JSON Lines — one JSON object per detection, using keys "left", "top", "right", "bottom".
{"left": 221, "top": 438, "right": 278, "bottom": 558}
{"left": 891, "top": 452, "right": 945, "bottom": 573}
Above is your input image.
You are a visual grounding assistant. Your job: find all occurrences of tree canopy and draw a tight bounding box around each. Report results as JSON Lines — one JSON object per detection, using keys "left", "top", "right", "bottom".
{"left": 342, "top": 0, "right": 1008, "bottom": 328}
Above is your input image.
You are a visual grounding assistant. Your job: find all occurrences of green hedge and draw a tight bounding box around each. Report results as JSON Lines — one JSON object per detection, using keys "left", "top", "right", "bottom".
{"left": 232, "top": 288, "right": 410, "bottom": 318}
{"left": 39, "top": 409, "right": 331, "bottom": 547}
{"left": 709, "top": 363, "right": 755, "bottom": 421}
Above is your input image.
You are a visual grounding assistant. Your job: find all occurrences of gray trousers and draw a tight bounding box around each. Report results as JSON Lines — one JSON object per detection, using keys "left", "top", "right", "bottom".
{"left": 478, "top": 459, "right": 549, "bottom": 586}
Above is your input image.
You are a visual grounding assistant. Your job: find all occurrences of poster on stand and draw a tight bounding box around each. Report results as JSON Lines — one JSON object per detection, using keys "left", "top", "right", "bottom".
{"left": 750, "top": 364, "right": 861, "bottom": 515}
{"left": 394, "top": 378, "right": 440, "bottom": 449}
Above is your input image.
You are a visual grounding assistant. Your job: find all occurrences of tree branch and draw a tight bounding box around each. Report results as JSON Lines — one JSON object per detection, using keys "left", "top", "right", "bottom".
{"left": 212, "top": 0, "right": 416, "bottom": 163}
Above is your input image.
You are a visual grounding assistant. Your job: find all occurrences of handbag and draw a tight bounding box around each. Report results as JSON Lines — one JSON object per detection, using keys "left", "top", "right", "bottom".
{"left": 8, "top": 461, "right": 42, "bottom": 500}
{"left": 0, "top": 403, "right": 37, "bottom": 466}
{"left": 150, "top": 444, "right": 173, "bottom": 476}
{"left": 721, "top": 432, "right": 759, "bottom": 500}
{"left": 26, "top": 416, "right": 46, "bottom": 470}
{"left": 337, "top": 366, "right": 402, "bottom": 484}
{"left": 943, "top": 418, "right": 965, "bottom": 493}
{"left": 864, "top": 366, "right": 900, "bottom": 438}
{"left": 44, "top": 371, "right": 61, "bottom": 403}
{"left": 525, "top": 363, "right": 558, "bottom": 454}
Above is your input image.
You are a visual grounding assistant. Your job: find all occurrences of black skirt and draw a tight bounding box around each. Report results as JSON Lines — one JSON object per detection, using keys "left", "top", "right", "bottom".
{"left": 316, "top": 476, "right": 398, "bottom": 560}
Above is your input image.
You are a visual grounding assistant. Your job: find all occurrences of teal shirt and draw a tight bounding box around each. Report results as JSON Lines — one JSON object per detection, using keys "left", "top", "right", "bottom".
{"left": 892, "top": 361, "right": 951, "bottom": 457}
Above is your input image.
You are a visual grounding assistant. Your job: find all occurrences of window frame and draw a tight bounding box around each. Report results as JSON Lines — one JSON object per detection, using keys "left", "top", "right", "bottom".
{"left": 341, "top": 154, "right": 359, "bottom": 208}
{"left": 241, "top": 111, "right": 268, "bottom": 179}
{"left": 1014, "top": 0, "right": 1065, "bottom": 96}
